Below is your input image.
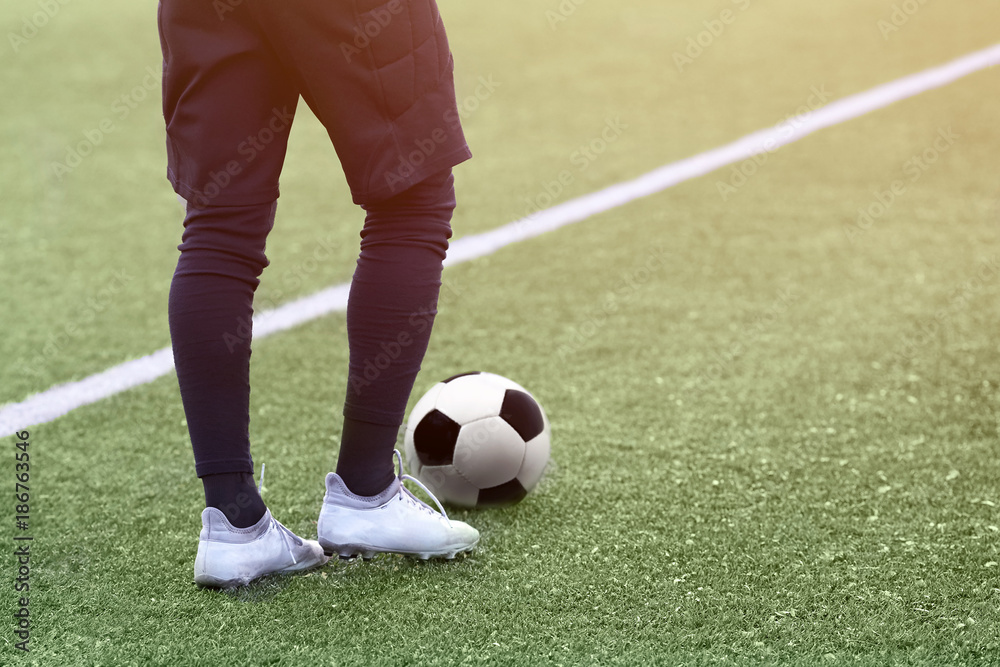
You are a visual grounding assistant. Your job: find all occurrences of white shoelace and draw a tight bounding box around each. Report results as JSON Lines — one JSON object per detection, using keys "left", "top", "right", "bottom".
{"left": 257, "top": 463, "right": 299, "bottom": 565}
{"left": 393, "top": 450, "right": 451, "bottom": 523}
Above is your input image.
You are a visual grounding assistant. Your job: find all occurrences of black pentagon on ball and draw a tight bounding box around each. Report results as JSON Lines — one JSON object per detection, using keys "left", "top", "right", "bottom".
{"left": 443, "top": 370, "right": 481, "bottom": 383}
{"left": 499, "top": 389, "right": 545, "bottom": 441}
{"left": 413, "top": 409, "right": 461, "bottom": 466}
{"left": 477, "top": 478, "right": 528, "bottom": 507}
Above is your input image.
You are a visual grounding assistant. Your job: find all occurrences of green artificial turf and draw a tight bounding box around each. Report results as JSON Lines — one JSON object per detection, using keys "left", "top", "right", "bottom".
{"left": 3, "top": 0, "right": 1000, "bottom": 664}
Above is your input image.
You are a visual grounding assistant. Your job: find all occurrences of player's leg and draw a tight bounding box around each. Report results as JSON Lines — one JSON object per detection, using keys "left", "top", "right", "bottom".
{"left": 245, "top": 0, "right": 478, "bottom": 556}
{"left": 336, "top": 166, "right": 456, "bottom": 496}
{"left": 169, "top": 200, "right": 275, "bottom": 526}
{"left": 159, "top": 0, "right": 326, "bottom": 586}
{"left": 317, "top": 167, "right": 479, "bottom": 559}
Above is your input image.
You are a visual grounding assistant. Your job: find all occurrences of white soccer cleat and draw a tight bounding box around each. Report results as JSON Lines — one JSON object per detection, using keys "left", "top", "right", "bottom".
{"left": 317, "top": 451, "right": 480, "bottom": 560}
{"left": 194, "top": 508, "right": 328, "bottom": 588}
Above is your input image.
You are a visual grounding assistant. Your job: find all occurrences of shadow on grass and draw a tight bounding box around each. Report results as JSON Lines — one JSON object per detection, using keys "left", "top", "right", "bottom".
{"left": 200, "top": 548, "right": 483, "bottom": 603}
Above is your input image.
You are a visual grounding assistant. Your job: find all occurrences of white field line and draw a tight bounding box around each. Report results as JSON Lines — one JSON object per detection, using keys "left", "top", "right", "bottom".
{"left": 2, "top": 44, "right": 998, "bottom": 437}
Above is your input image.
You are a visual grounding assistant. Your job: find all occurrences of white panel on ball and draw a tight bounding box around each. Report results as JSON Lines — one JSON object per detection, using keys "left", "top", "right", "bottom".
{"left": 453, "top": 417, "right": 525, "bottom": 488}
{"left": 408, "top": 381, "right": 446, "bottom": 428}
{"left": 417, "top": 464, "right": 480, "bottom": 508}
{"left": 516, "top": 429, "right": 551, "bottom": 492}
{"left": 403, "top": 431, "right": 420, "bottom": 477}
{"left": 478, "top": 372, "right": 531, "bottom": 395}
{"left": 434, "top": 375, "right": 508, "bottom": 424}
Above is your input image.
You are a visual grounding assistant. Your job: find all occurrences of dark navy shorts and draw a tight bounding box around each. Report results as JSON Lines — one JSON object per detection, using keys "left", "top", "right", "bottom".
{"left": 157, "top": 0, "right": 472, "bottom": 207}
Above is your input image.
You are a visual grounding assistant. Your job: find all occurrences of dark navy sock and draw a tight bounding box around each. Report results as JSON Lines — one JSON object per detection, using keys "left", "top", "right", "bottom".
{"left": 336, "top": 168, "right": 455, "bottom": 494}
{"left": 169, "top": 201, "right": 274, "bottom": 479}
{"left": 334, "top": 418, "right": 400, "bottom": 496}
{"left": 202, "top": 472, "right": 267, "bottom": 528}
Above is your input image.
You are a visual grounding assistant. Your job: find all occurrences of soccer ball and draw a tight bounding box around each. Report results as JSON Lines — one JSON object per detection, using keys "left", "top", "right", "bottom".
{"left": 404, "top": 371, "right": 551, "bottom": 508}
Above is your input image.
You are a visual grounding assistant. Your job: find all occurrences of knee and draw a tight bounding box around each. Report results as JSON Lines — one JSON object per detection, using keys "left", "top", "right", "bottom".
{"left": 360, "top": 169, "right": 455, "bottom": 258}
{"left": 176, "top": 201, "right": 277, "bottom": 279}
